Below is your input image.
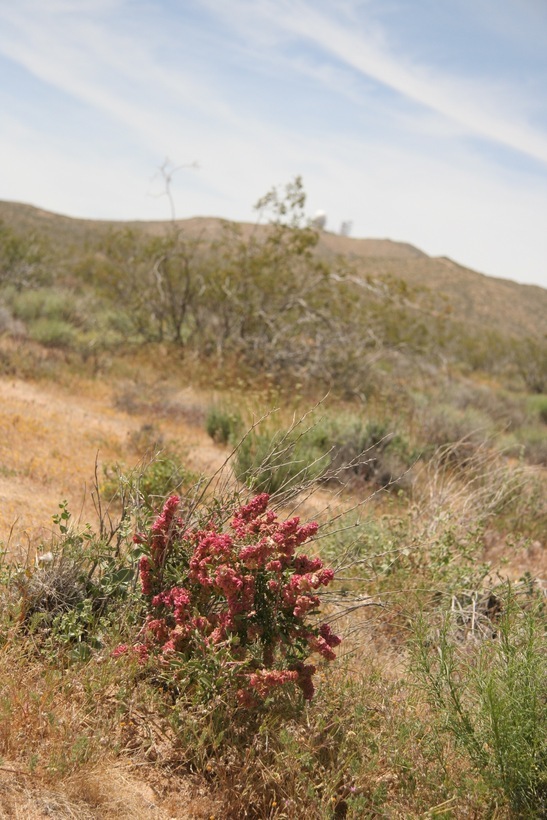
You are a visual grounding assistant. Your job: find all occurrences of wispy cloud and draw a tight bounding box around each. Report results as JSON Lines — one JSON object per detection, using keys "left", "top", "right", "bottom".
{"left": 208, "top": 0, "right": 547, "bottom": 165}
{"left": 0, "top": 2, "right": 240, "bottom": 152}
{"left": 0, "top": 0, "right": 546, "bottom": 286}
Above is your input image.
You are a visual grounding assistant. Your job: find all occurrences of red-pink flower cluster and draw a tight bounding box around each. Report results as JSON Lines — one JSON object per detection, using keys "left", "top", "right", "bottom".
{"left": 112, "top": 642, "right": 149, "bottom": 665}
{"left": 248, "top": 668, "right": 299, "bottom": 698}
{"left": 114, "top": 493, "right": 341, "bottom": 705}
{"left": 149, "top": 494, "right": 183, "bottom": 565}
{"left": 291, "top": 661, "right": 317, "bottom": 700}
{"left": 139, "top": 555, "right": 152, "bottom": 595}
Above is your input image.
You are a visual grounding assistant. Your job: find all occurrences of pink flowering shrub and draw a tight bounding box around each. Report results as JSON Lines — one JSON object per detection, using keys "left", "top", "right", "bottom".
{"left": 115, "top": 492, "right": 340, "bottom": 706}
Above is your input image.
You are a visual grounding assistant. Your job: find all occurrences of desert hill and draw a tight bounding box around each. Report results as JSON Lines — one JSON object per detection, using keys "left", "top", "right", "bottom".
{"left": 1, "top": 200, "right": 546, "bottom": 340}
{"left": 0, "top": 199, "right": 546, "bottom": 819}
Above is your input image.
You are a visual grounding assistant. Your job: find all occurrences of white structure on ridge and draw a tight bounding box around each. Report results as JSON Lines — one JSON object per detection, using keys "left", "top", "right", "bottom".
{"left": 311, "top": 210, "right": 327, "bottom": 230}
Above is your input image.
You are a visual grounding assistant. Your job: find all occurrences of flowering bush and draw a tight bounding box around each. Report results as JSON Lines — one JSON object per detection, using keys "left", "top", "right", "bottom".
{"left": 114, "top": 493, "right": 340, "bottom": 706}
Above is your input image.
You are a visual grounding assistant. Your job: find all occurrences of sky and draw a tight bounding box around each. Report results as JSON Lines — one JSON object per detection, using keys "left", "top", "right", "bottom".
{"left": 1, "top": 0, "right": 547, "bottom": 289}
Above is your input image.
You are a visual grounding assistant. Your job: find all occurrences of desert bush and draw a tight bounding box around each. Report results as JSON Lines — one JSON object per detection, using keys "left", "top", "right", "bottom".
{"left": 28, "top": 317, "right": 77, "bottom": 348}
{"left": 514, "top": 337, "right": 547, "bottom": 394}
{"left": 447, "top": 380, "right": 529, "bottom": 431}
{"left": 0, "top": 221, "right": 49, "bottom": 289}
{"left": 529, "top": 394, "right": 547, "bottom": 426}
{"left": 517, "top": 428, "right": 547, "bottom": 466}
{"left": 101, "top": 451, "right": 198, "bottom": 511}
{"left": 417, "top": 402, "right": 493, "bottom": 467}
{"left": 234, "top": 412, "right": 415, "bottom": 498}
{"left": 128, "top": 422, "right": 164, "bottom": 454}
{"left": 2, "top": 286, "right": 87, "bottom": 348}
{"left": 114, "top": 492, "right": 340, "bottom": 711}
{"left": 96, "top": 226, "right": 208, "bottom": 345}
{"left": 205, "top": 403, "right": 243, "bottom": 445}
{"left": 414, "top": 594, "right": 547, "bottom": 817}
{"left": 112, "top": 379, "right": 205, "bottom": 423}
{"left": 11, "top": 502, "right": 139, "bottom": 657}
{"left": 9, "top": 288, "right": 80, "bottom": 324}
{"left": 0, "top": 304, "right": 26, "bottom": 337}
{"left": 318, "top": 414, "right": 415, "bottom": 490}
{"left": 234, "top": 424, "right": 329, "bottom": 496}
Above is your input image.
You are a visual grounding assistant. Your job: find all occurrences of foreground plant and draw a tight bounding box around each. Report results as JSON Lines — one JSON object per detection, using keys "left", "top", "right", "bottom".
{"left": 115, "top": 492, "right": 340, "bottom": 707}
{"left": 414, "top": 595, "right": 547, "bottom": 817}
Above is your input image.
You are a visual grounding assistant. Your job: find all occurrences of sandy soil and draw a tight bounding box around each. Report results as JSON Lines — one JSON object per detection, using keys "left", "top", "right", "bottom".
{"left": 0, "top": 375, "right": 226, "bottom": 555}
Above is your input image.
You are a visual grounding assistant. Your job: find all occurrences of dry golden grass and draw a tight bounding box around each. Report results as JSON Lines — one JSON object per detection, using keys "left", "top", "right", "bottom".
{"left": 0, "top": 346, "right": 544, "bottom": 816}
{"left": 0, "top": 763, "right": 220, "bottom": 818}
{"left": 0, "top": 639, "right": 221, "bottom": 819}
{"left": 0, "top": 371, "right": 226, "bottom": 555}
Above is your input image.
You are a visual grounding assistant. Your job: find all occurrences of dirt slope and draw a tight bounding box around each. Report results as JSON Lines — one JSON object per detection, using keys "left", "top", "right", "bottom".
{"left": 0, "top": 374, "right": 225, "bottom": 553}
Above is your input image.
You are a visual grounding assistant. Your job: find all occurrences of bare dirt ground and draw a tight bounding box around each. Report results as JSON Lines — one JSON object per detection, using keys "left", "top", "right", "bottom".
{"left": 0, "top": 375, "right": 226, "bottom": 555}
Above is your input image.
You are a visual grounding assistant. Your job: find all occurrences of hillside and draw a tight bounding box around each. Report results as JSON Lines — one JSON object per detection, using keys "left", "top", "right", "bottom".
{"left": 0, "top": 193, "right": 546, "bottom": 818}
{"left": 1, "top": 200, "right": 546, "bottom": 340}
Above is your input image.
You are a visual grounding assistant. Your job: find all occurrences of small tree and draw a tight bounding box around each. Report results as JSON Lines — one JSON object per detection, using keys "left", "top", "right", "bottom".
{"left": 0, "top": 221, "right": 48, "bottom": 290}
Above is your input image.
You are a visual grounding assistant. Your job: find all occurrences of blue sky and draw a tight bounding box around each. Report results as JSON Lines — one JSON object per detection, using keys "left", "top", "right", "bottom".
{"left": 1, "top": 0, "right": 547, "bottom": 288}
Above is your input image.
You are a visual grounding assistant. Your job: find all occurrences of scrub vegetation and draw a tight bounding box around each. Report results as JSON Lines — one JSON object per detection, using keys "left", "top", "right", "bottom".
{"left": 0, "top": 181, "right": 545, "bottom": 817}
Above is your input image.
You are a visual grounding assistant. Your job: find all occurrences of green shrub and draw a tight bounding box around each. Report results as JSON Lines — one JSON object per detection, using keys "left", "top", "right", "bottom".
{"left": 529, "top": 395, "right": 547, "bottom": 426}
{"left": 322, "top": 415, "right": 414, "bottom": 489}
{"left": 11, "top": 289, "right": 72, "bottom": 321}
{"left": 417, "top": 403, "right": 493, "bottom": 466}
{"left": 29, "top": 317, "right": 77, "bottom": 348}
{"left": 447, "top": 381, "right": 528, "bottom": 431}
{"left": 414, "top": 595, "right": 547, "bottom": 816}
{"left": 517, "top": 428, "right": 547, "bottom": 466}
{"left": 101, "top": 451, "right": 198, "bottom": 511}
{"left": 128, "top": 423, "right": 164, "bottom": 455}
{"left": 205, "top": 404, "right": 243, "bottom": 445}
{"left": 12, "top": 501, "right": 139, "bottom": 657}
{"left": 234, "top": 413, "right": 414, "bottom": 496}
{"left": 234, "top": 425, "right": 329, "bottom": 496}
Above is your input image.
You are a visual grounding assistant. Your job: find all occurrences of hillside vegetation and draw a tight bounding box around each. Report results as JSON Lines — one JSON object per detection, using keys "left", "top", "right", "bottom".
{"left": 0, "top": 179, "right": 546, "bottom": 818}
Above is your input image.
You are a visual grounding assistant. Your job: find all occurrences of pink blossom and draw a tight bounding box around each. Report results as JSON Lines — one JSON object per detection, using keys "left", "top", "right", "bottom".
{"left": 232, "top": 493, "right": 270, "bottom": 525}
{"left": 293, "top": 555, "right": 323, "bottom": 574}
{"left": 141, "top": 617, "right": 169, "bottom": 644}
{"left": 318, "top": 568, "right": 334, "bottom": 586}
{"left": 236, "top": 688, "right": 258, "bottom": 708}
{"left": 124, "top": 490, "right": 338, "bottom": 704}
{"left": 150, "top": 495, "right": 182, "bottom": 564}
{"left": 293, "top": 593, "right": 320, "bottom": 618}
{"left": 291, "top": 662, "right": 317, "bottom": 700}
{"left": 112, "top": 642, "right": 149, "bottom": 665}
{"left": 249, "top": 668, "right": 299, "bottom": 698}
{"left": 238, "top": 538, "right": 273, "bottom": 568}
{"left": 319, "top": 623, "right": 342, "bottom": 648}
{"left": 266, "top": 559, "right": 283, "bottom": 573}
{"left": 133, "top": 643, "right": 149, "bottom": 664}
{"left": 307, "top": 634, "right": 337, "bottom": 661}
{"left": 214, "top": 564, "right": 243, "bottom": 597}
{"left": 139, "top": 555, "right": 152, "bottom": 595}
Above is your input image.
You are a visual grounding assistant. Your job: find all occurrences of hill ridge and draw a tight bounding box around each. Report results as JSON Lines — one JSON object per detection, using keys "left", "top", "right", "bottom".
{"left": 1, "top": 200, "right": 546, "bottom": 338}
